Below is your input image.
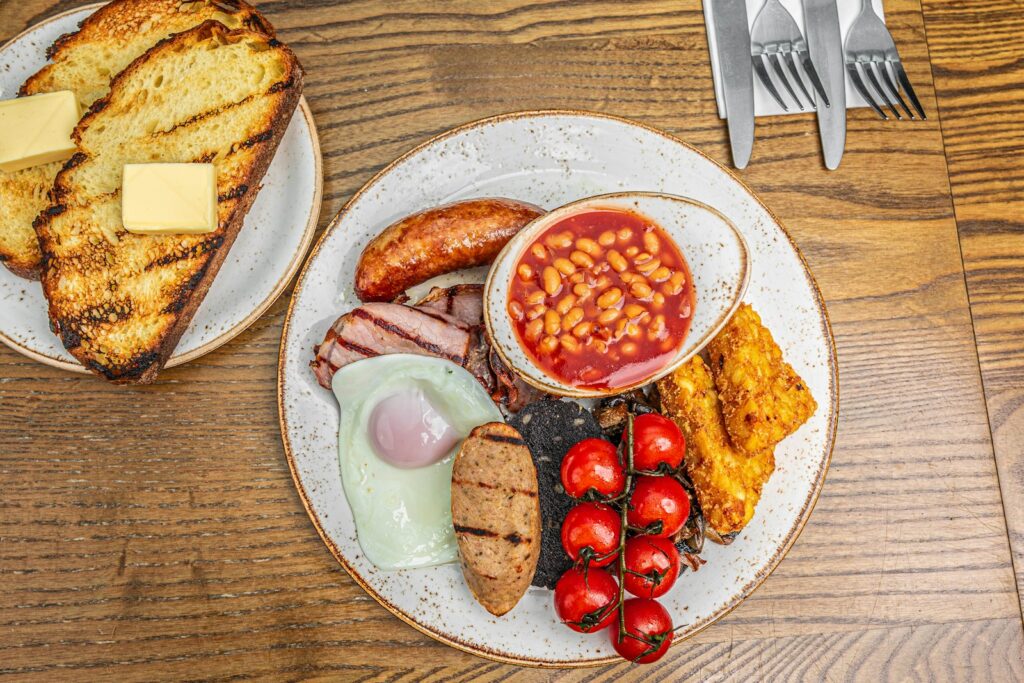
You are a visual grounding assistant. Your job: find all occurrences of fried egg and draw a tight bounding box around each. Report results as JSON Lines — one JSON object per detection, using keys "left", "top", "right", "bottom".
{"left": 332, "top": 354, "right": 502, "bottom": 570}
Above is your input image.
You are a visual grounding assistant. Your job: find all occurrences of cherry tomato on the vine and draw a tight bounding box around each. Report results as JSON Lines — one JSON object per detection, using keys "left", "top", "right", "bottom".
{"left": 628, "top": 414, "right": 685, "bottom": 472}
{"left": 623, "top": 536, "right": 680, "bottom": 598}
{"left": 561, "top": 502, "right": 622, "bottom": 567}
{"left": 610, "top": 598, "right": 674, "bottom": 663}
{"left": 561, "top": 438, "right": 625, "bottom": 499}
{"left": 627, "top": 475, "right": 690, "bottom": 537}
{"left": 553, "top": 566, "right": 619, "bottom": 633}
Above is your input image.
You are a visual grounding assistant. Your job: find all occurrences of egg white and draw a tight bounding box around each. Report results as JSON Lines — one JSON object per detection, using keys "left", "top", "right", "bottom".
{"left": 332, "top": 354, "right": 502, "bottom": 570}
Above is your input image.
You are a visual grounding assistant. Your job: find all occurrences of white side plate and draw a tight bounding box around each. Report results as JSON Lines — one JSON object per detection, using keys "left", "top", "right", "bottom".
{"left": 0, "top": 3, "right": 322, "bottom": 372}
{"left": 278, "top": 111, "right": 838, "bottom": 666}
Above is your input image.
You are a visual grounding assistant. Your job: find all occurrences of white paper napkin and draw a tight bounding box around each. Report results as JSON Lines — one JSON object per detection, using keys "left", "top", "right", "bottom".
{"left": 704, "top": 0, "right": 886, "bottom": 118}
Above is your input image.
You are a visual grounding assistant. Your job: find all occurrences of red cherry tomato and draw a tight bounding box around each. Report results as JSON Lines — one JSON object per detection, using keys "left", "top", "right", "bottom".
{"left": 610, "top": 598, "right": 674, "bottom": 663}
{"left": 553, "top": 566, "right": 619, "bottom": 633}
{"left": 628, "top": 414, "right": 685, "bottom": 472}
{"left": 561, "top": 438, "right": 625, "bottom": 499}
{"left": 623, "top": 536, "right": 680, "bottom": 598}
{"left": 627, "top": 476, "right": 690, "bottom": 537}
{"left": 561, "top": 502, "right": 622, "bottom": 567}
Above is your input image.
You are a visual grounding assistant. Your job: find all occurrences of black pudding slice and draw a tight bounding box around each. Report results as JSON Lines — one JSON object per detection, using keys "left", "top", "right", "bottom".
{"left": 509, "top": 399, "right": 604, "bottom": 589}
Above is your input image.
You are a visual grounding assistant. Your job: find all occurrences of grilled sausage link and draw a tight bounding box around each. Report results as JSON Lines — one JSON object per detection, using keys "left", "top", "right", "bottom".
{"left": 354, "top": 198, "right": 544, "bottom": 302}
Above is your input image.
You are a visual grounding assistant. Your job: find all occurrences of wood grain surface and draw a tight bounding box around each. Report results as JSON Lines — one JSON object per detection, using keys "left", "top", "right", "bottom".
{"left": 921, "top": 0, "right": 1024, "bottom": 620}
{"left": 1, "top": 1, "right": 1022, "bottom": 680}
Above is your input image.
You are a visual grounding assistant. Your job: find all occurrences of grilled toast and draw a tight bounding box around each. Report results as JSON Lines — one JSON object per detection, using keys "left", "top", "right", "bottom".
{"left": 0, "top": 0, "right": 272, "bottom": 279}
{"left": 35, "top": 21, "right": 303, "bottom": 383}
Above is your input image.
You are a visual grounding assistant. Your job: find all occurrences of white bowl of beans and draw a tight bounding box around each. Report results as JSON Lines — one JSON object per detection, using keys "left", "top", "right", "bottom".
{"left": 484, "top": 192, "right": 750, "bottom": 398}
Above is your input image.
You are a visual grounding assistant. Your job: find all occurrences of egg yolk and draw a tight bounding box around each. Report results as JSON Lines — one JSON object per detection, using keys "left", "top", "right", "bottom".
{"left": 368, "top": 388, "right": 459, "bottom": 468}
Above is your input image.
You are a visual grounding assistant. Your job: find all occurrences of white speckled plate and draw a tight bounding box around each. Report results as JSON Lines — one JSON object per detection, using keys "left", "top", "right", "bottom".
{"left": 278, "top": 111, "right": 838, "bottom": 667}
{"left": 0, "top": 4, "right": 322, "bottom": 373}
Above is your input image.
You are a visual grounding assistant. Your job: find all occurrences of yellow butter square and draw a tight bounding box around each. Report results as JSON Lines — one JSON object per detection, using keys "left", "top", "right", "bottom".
{"left": 121, "top": 163, "right": 218, "bottom": 234}
{"left": 0, "top": 91, "right": 80, "bottom": 173}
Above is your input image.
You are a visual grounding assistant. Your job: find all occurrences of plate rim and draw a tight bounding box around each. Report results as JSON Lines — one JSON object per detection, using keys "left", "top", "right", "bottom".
{"left": 277, "top": 109, "right": 839, "bottom": 668}
{"left": 0, "top": 3, "right": 323, "bottom": 374}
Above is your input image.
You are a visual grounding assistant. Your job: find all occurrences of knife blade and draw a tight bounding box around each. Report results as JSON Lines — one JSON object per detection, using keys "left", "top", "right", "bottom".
{"left": 803, "top": 0, "right": 846, "bottom": 170}
{"left": 710, "top": 0, "right": 754, "bottom": 169}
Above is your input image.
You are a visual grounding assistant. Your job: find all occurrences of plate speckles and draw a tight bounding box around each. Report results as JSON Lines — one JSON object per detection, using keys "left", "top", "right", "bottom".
{"left": 278, "top": 111, "right": 838, "bottom": 667}
{"left": 0, "top": 4, "right": 323, "bottom": 373}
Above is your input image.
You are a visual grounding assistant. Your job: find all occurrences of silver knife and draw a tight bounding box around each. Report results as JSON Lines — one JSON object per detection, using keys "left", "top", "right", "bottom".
{"left": 710, "top": 0, "right": 755, "bottom": 169}
{"left": 803, "top": 0, "right": 846, "bottom": 169}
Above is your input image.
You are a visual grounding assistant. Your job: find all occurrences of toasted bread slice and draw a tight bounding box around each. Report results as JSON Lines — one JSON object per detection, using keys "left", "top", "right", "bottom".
{"left": 0, "top": 0, "right": 272, "bottom": 279}
{"left": 35, "top": 21, "right": 302, "bottom": 383}
{"left": 452, "top": 423, "right": 541, "bottom": 616}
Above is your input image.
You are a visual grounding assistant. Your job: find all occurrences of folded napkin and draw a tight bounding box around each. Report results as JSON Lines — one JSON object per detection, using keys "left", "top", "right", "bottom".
{"left": 704, "top": 0, "right": 886, "bottom": 118}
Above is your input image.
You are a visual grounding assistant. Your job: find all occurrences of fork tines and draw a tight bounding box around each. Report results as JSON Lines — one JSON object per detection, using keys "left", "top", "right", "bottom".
{"left": 844, "top": 0, "right": 926, "bottom": 121}
{"left": 750, "top": 0, "right": 829, "bottom": 113}
{"left": 846, "top": 59, "right": 926, "bottom": 120}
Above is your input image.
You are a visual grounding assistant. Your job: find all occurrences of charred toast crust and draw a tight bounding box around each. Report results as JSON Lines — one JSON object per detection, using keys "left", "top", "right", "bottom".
{"left": 1, "top": 1, "right": 273, "bottom": 280}
{"left": 22, "top": 0, "right": 274, "bottom": 96}
{"left": 35, "top": 22, "right": 303, "bottom": 383}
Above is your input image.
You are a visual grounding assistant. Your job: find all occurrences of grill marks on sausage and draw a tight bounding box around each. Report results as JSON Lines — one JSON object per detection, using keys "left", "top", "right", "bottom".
{"left": 451, "top": 478, "right": 538, "bottom": 498}
{"left": 454, "top": 525, "right": 533, "bottom": 546}
{"left": 480, "top": 433, "right": 527, "bottom": 446}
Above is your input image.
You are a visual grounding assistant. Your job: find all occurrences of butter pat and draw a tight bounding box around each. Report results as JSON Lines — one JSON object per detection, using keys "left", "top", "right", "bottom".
{"left": 121, "top": 163, "right": 218, "bottom": 234}
{"left": 0, "top": 91, "right": 80, "bottom": 173}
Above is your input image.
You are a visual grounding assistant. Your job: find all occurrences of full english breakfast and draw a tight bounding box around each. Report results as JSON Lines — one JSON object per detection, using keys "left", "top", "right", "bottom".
{"left": 310, "top": 192, "right": 817, "bottom": 662}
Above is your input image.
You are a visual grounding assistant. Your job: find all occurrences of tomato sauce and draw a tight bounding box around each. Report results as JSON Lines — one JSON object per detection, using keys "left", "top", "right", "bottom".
{"left": 508, "top": 209, "right": 695, "bottom": 390}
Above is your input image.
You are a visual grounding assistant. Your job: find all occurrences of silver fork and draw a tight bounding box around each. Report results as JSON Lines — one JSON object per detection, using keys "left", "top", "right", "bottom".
{"left": 844, "top": 0, "right": 926, "bottom": 120}
{"left": 750, "top": 0, "right": 829, "bottom": 112}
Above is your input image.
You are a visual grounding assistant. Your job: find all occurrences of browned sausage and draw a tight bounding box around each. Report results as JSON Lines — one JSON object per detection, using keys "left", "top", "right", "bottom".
{"left": 354, "top": 198, "right": 544, "bottom": 302}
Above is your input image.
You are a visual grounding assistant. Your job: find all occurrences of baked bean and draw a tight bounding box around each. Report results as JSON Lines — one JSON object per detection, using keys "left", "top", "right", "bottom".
{"left": 625, "top": 246, "right": 640, "bottom": 258}
{"left": 525, "top": 318, "right": 544, "bottom": 341}
{"left": 562, "top": 307, "right": 584, "bottom": 331}
{"left": 517, "top": 263, "right": 534, "bottom": 281}
{"left": 649, "top": 266, "right": 671, "bottom": 282}
{"left": 637, "top": 258, "right": 660, "bottom": 275}
{"left": 573, "top": 283, "right": 592, "bottom": 299}
{"left": 569, "top": 271, "right": 585, "bottom": 284}
{"left": 597, "top": 287, "right": 623, "bottom": 309}
{"left": 598, "top": 230, "right": 616, "bottom": 247}
{"left": 570, "top": 250, "right": 595, "bottom": 268}
{"left": 544, "top": 309, "right": 561, "bottom": 336}
{"left": 666, "top": 271, "right": 686, "bottom": 294}
{"left": 598, "top": 308, "right": 621, "bottom": 325}
{"left": 542, "top": 266, "right": 562, "bottom": 295}
{"left": 653, "top": 292, "right": 666, "bottom": 307}
{"left": 634, "top": 252, "right": 652, "bottom": 264}
{"left": 614, "top": 318, "right": 629, "bottom": 337}
{"left": 527, "top": 305, "right": 545, "bottom": 320}
{"left": 575, "top": 238, "right": 601, "bottom": 256}
{"left": 560, "top": 334, "right": 580, "bottom": 352}
{"left": 649, "top": 314, "right": 666, "bottom": 340}
{"left": 526, "top": 290, "right": 546, "bottom": 306}
{"left": 510, "top": 301, "right": 525, "bottom": 321}
{"left": 624, "top": 303, "right": 646, "bottom": 319}
{"left": 555, "top": 294, "right": 577, "bottom": 315}
{"left": 531, "top": 243, "right": 548, "bottom": 260}
{"left": 626, "top": 322, "right": 641, "bottom": 338}
{"left": 572, "top": 321, "right": 594, "bottom": 338}
{"left": 539, "top": 335, "right": 559, "bottom": 354}
{"left": 617, "top": 227, "right": 633, "bottom": 241}
{"left": 630, "top": 281, "right": 653, "bottom": 299}
{"left": 608, "top": 250, "right": 628, "bottom": 273}
{"left": 554, "top": 257, "right": 576, "bottom": 276}
{"left": 545, "top": 232, "right": 572, "bottom": 250}
{"left": 594, "top": 339, "right": 609, "bottom": 354}
{"left": 595, "top": 274, "right": 611, "bottom": 289}
{"left": 643, "top": 231, "right": 660, "bottom": 255}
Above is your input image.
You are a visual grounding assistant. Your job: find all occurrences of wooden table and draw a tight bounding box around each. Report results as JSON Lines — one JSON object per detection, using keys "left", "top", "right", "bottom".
{"left": 2, "top": 1, "right": 1021, "bottom": 679}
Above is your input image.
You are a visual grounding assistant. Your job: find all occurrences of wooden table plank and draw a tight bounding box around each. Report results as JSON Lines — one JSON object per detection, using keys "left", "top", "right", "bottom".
{"left": 920, "top": 0, "right": 1024, "bottom": 619}
{"left": 1, "top": 1, "right": 1022, "bottom": 680}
